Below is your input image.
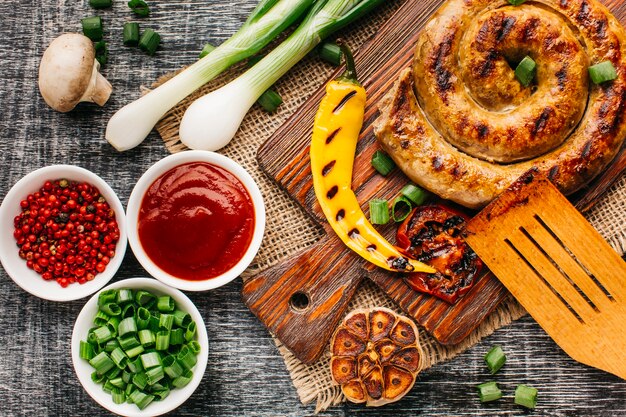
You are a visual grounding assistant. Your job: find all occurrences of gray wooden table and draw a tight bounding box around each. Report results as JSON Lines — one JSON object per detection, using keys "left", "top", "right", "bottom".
{"left": 0, "top": 0, "right": 625, "bottom": 416}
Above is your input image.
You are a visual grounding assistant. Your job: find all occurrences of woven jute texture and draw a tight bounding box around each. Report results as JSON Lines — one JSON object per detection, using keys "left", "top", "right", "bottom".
{"left": 151, "top": 2, "right": 626, "bottom": 412}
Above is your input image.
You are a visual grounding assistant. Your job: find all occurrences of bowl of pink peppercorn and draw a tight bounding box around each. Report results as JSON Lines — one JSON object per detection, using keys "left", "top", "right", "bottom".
{"left": 0, "top": 165, "right": 127, "bottom": 301}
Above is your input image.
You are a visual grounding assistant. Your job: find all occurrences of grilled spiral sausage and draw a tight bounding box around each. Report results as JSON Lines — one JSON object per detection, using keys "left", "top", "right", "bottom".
{"left": 374, "top": 0, "right": 626, "bottom": 209}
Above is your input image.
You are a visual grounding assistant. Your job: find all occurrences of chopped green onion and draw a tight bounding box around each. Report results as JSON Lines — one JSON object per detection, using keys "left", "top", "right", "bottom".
{"left": 125, "top": 344, "right": 145, "bottom": 358}
{"left": 163, "top": 355, "right": 184, "bottom": 379}
{"left": 80, "top": 341, "right": 95, "bottom": 360}
{"left": 507, "top": 0, "right": 527, "bottom": 4}
{"left": 477, "top": 381, "right": 503, "bottom": 403}
{"left": 401, "top": 184, "right": 429, "bottom": 206}
{"left": 369, "top": 199, "right": 389, "bottom": 225}
{"left": 94, "top": 325, "right": 114, "bottom": 344}
{"left": 118, "top": 335, "right": 140, "bottom": 351}
{"left": 145, "top": 366, "right": 165, "bottom": 385}
{"left": 99, "top": 289, "right": 117, "bottom": 306}
{"left": 87, "top": 328, "right": 98, "bottom": 344}
{"left": 199, "top": 43, "right": 215, "bottom": 59}
{"left": 103, "top": 379, "right": 115, "bottom": 393}
{"left": 90, "top": 0, "right": 112, "bottom": 8}
{"left": 141, "top": 352, "right": 162, "bottom": 369}
{"left": 128, "top": 0, "right": 150, "bottom": 16}
{"left": 515, "top": 384, "right": 538, "bottom": 409}
{"left": 91, "top": 371, "right": 105, "bottom": 384}
{"left": 94, "top": 310, "right": 110, "bottom": 326}
{"left": 169, "top": 328, "right": 184, "bottom": 345}
{"left": 123, "top": 23, "right": 140, "bottom": 47}
{"left": 173, "top": 310, "right": 191, "bottom": 328}
{"left": 589, "top": 61, "right": 618, "bottom": 84}
{"left": 104, "top": 339, "right": 120, "bottom": 353}
{"left": 90, "top": 351, "right": 115, "bottom": 375}
{"left": 95, "top": 41, "right": 108, "bottom": 66}
{"left": 137, "top": 307, "right": 150, "bottom": 330}
{"left": 159, "top": 314, "right": 174, "bottom": 330}
{"left": 392, "top": 196, "right": 413, "bottom": 222}
{"left": 111, "top": 388, "right": 126, "bottom": 404}
{"left": 515, "top": 56, "right": 536, "bottom": 87}
{"left": 185, "top": 321, "right": 197, "bottom": 342}
{"left": 138, "top": 28, "right": 160, "bottom": 56}
{"left": 172, "top": 369, "right": 193, "bottom": 388}
{"left": 128, "top": 357, "right": 144, "bottom": 374}
{"left": 371, "top": 150, "right": 396, "bottom": 176}
{"left": 187, "top": 340, "right": 201, "bottom": 354}
{"left": 132, "top": 372, "right": 148, "bottom": 390}
{"left": 81, "top": 16, "right": 104, "bottom": 41}
{"left": 257, "top": 89, "right": 283, "bottom": 113}
{"left": 156, "top": 331, "right": 170, "bottom": 351}
{"left": 135, "top": 290, "right": 155, "bottom": 306}
{"left": 484, "top": 345, "right": 506, "bottom": 374}
{"left": 118, "top": 317, "right": 137, "bottom": 337}
{"left": 106, "top": 316, "right": 120, "bottom": 334}
{"left": 122, "top": 303, "right": 135, "bottom": 318}
{"left": 101, "top": 302, "right": 121, "bottom": 316}
{"left": 130, "top": 390, "right": 155, "bottom": 410}
{"left": 177, "top": 345, "right": 197, "bottom": 370}
{"left": 157, "top": 296, "right": 175, "bottom": 312}
{"left": 111, "top": 347, "right": 129, "bottom": 369}
{"left": 109, "top": 377, "right": 126, "bottom": 389}
{"left": 138, "top": 329, "right": 156, "bottom": 347}
{"left": 106, "top": 366, "right": 122, "bottom": 379}
{"left": 122, "top": 370, "right": 132, "bottom": 384}
{"left": 318, "top": 41, "right": 342, "bottom": 67}
{"left": 125, "top": 382, "right": 135, "bottom": 398}
{"left": 153, "top": 387, "right": 170, "bottom": 401}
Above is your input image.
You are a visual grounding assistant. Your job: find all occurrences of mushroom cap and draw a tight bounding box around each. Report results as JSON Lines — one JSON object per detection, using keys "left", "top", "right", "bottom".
{"left": 38, "top": 33, "right": 98, "bottom": 112}
{"left": 330, "top": 307, "right": 425, "bottom": 407}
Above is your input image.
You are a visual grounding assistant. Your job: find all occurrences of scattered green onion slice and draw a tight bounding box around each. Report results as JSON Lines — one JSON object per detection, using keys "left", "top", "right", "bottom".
{"left": 101, "top": 302, "right": 121, "bottom": 316}
{"left": 589, "top": 61, "right": 618, "bottom": 84}
{"left": 257, "top": 89, "right": 283, "bottom": 113}
{"left": 138, "top": 28, "right": 160, "bottom": 56}
{"left": 371, "top": 150, "right": 396, "bottom": 176}
{"left": 185, "top": 321, "right": 197, "bottom": 342}
{"left": 104, "top": 339, "right": 120, "bottom": 353}
{"left": 138, "top": 329, "right": 155, "bottom": 347}
{"left": 318, "top": 41, "right": 342, "bottom": 67}
{"left": 157, "top": 296, "right": 175, "bottom": 312}
{"left": 125, "top": 345, "right": 145, "bottom": 358}
{"left": 111, "top": 388, "right": 126, "bottom": 404}
{"left": 170, "top": 328, "right": 184, "bottom": 345}
{"left": 177, "top": 345, "right": 197, "bottom": 370}
{"left": 89, "top": 0, "right": 112, "bottom": 9}
{"left": 369, "top": 199, "right": 390, "bottom": 225}
{"left": 163, "top": 355, "right": 184, "bottom": 379}
{"left": 119, "top": 335, "right": 140, "bottom": 351}
{"left": 507, "top": 0, "right": 527, "bottom": 5}
{"left": 156, "top": 330, "right": 170, "bottom": 351}
{"left": 123, "top": 22, "right": 140, "bottom": 47}
{"left": 90, "top": 351, "right": 115, "bottom": 375}
{"left": 117, "top": 289, "right": 134, "bottom": 305}
{"left": 173, "top": 310, "right": 191, "bottom": 328}
{"left": 199, "top": 43, "right": 216, "bottom": 59}
{"left": 159, "top": 314, "right": 174, "bottom": 330}
{"left": 484, "top": 345, "right": 506, "bottom": 374}
{"left": 392, "top": 196, "right": 413, "bottom": 222}
{"left": 515, "top": 56, "right": 536, "bottom": 87}
{"left": 135, "top": 290, "right": 155, "bottom": 306}
{"left": 94, "top": 325, "right": 114, "bottom": 344}
{"left": 80, "top": 341, "right": 95, "bottom": 360}
{"left": 118, "top": 317, "right": 138, "bottom": 337}
{"left": 111, "top": 347, "right": 129, "bottom": 369}
{"left": 128, "top": 0, "right": 150, "bottom": 16}
{"left": 81, "top": 16, "right": 104, "bottom": 41}
{"left": 172, "top": 369, "right": 193, "bottom": 388}
{"left": 477, "top": 381, "right": 503, "bottom": 403}
{"left": 401, "top": 184, "right": 429, "bottom": 206}
{"left": 140, "top": 352, "right": 162, "bottom": 369}
{"left": 129, "top": 390, "right": 154, "bottom": 410}
{"left": 515, "top": 384, "right": 538, "bottom": 409}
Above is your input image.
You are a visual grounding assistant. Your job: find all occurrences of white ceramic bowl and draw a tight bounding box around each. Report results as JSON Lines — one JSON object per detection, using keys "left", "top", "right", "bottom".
{"left": 126, "top": 150, "right": 265, "bottom": 291}
{"left": 71, "top": 277, "right": 209, "bottom": 417}
{"left": 0, "top": 165, "right": 127, "bottom": 301}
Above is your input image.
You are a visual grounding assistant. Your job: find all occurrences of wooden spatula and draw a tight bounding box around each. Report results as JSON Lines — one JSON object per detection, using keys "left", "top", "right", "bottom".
{"left": 465, "top": 171, "right": 626, "bottom": 380}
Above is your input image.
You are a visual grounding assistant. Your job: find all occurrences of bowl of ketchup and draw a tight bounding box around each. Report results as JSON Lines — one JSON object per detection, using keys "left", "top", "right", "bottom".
{"left": 126, "top": 151, "right": 265, "bottom": 291}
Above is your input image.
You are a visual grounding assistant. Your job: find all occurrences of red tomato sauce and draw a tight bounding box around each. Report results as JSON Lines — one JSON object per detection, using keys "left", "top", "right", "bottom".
{"left": 138, "top": 162, "right": 255, "bottom": 280}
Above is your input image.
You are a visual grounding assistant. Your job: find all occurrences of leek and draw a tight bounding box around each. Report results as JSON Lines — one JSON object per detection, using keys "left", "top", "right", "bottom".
{"left": 179, "top": 0, "right": 384, "bottom": 151}
{"left": 106, "top": 0, "right": 314, "bottom": 151}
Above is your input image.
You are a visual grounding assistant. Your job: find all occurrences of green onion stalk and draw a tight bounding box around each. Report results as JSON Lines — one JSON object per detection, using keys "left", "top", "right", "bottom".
{"left": 106, "top": 0, "right": 315, "bottom": 151}
{"left": 179, "top": 0, "right": 384, "bottom": 151}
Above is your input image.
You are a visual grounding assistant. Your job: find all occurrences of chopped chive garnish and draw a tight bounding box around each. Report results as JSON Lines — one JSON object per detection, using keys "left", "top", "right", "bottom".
{"left": 401, "top": 183, "right": 429, "bottom": 206}
{"left": 515, "top": 56, "right": 536, "bottom": 87}
{"left": 123, "top": 22, "right": 140, "bottom": 47}
{"left": 81, "top": 16, "right": 104, "bottom": 41}
{"left": 199, "top": 43, "right": 216, "bottom": 59}
{"left": 392, "top": 196, "right": 413, "bottom": 222}
{"left": 318, "top": 42, "right": 343, "bottom": 67}
{"left": 507, "top": 0, "right": 527, "bottom": 4}
{"left": 138, "top": 29, "right": 160, "bottom": 56}
{"left": 371, "top": 150, "right": 396, "bottom": 176}
{"left": 515, "top": 384, "right": 538, "bottom": 409}
{"left": 257, "top": 89, "right": 283, "bottom": 113}
{"left": 127, "top": 0, "right": 150, "bottom": 16}
{"left": 89, "top": 0, "right": 112, "bottom": 8}
{"left": 477, "top": 381, "right": 503, "bottom": 403}
{"left": 369, "top": 199, "right": 390, "bottom": 225}
{"left": 589, "top": 61, "right": 618, "bottom": 84}
{"left": 484, "top": 345, "right": 506, "bottom": 374}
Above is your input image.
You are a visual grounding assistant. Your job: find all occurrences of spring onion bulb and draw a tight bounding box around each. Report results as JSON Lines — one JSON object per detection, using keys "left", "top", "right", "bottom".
{"left": 106, "top": 0, "right": 315, "bottom": 151}
{"left": 179, "top": 0, "right": 385, "bottom": 151}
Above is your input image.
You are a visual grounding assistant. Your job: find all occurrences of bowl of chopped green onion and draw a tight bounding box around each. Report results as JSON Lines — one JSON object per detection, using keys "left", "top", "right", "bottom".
{"left": 71, "top": 277, "right": 208, "bottom": 416}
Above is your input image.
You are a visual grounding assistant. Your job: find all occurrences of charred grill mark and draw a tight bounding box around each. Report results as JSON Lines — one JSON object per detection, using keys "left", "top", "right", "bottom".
{"left": 560, "top": 0, "right": 568, "bottom": 7}
{"left": 327, "top": 185, "right": 339, "bottom": 199}
{"left": 506, "top": 128, "right": 516, "bottom": 142}
{"left": 497, "top": 16, "right": 516, "bottom": 42}
{"left": 456, "top": 116, "right": 469, "bottom": 134}
{"left": 348, "top": 228, "right": 360, "bottom": 238}
{"left": 390, "top": 257, "right": 411, "bottom": 271}
{"left": 548, "top": 165, "right": 560, "bottom": 180}
{"left": 581, "top": 140, "right": 593, "bottom": 159}
{"left": 322, "top": 160, "right": 336, "bottom": 176}
{"left": 577, "top": 0, "right": 590, "bottom": 24}
{"left": 326, "top": 128, "right": 341, "bottom": 144}
{"left": 333, "top": 90, "right": 357, "bottom": 113}
{"left": 336, "top": 209, "right": 345, "bottom": 221}
{"left": 431, "top": 37, "right": 454, "bottom": 99}
{"left": 598, "top": 88, "right": 626, "bottom": 134}
{"left": 479, "top": 50, "right": 499, "bottom": 77}
{"left": 400, "top": 140, "right": 410, "bottom": 149}
{"left": 417, "top": 125, "right": 425, "bottom": 135}
{"left": 531, "top": 107, "right": 554, "bottom": 136}
{"left": 476, "top": 123, "right": 489, "bottom": 139}
{"left": 432, "top": 156, "right": 444, "bottom": 171}
{"left": 520, "top": 17, "right": 540, "bottom": 42}
{"left": 556, "top": 66, "right": 568, "bottom": 91}
{"left": 451, "top": 165, "right": 463, "bottom": 178}
{"left": 595, "top": 17, "right": 608, "bottom": 39}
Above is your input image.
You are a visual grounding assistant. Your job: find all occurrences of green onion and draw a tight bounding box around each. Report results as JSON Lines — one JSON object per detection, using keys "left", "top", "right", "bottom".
{"left": 125, "top": 383, "right": 135, "bottom": 399}
{"left": 81, "top": 16, "right": 104, "bottom": 41}
{"left": 477, "top": 381, "right": 503, "bottom": 403}
{"left": 122, "top": 304, "right": 135, "bottom": 318}
{"left": 118, "top": 335, "right": 140, "bottom": 351}
{"left": 145, "top": 366, "right": 165, "bottom": 385}
{"left": 80, "top": 341, "right": 95, "bottom": 360}
{"left": 173, "top": 310, "right": 191, "bottom": 328}
{"left": 137, "top": 307, "right": 150, "bottom": 330}
{"left": 109, "top": 377, "right": 126, "bottom": 389}
{"left": 401, "top": 184, "right": 429, "bottom": 206}
{"left": 128, "top": 357, "right": 143, "bottom": 374}
{"left": 106, "top": 317, "right": 120, "bottom": 334}
{"left": 515, "top": 384, "right": 538, "bottom": 409}
{"left": 135, "top": 290, "right": 155, "bottom": 306}
{"left": 129, "top": 390, "right": 154, "bottom": 410}
{"left": 123, "top": 22, "right": 140, "bottom": 47}
{"left": 127, "top": 0, "right": 150, "bottom": 16}
{"left": 111, "top": 388, "right": 126, "bottom": 404}
{"left": 101, "top": 302, "right": 121, "bottom": 316}
{"left": 95, "top": 40, "right": 108, "bottom": 67}
{"left": 94, "top": 325, "right": 114, "bottom": 344}
{"left": 371, "top": 150, "right": 396, "bottom": 176}
{"left": 318, "top": 41, "right": 343, "bottom": 67}
{"left": 156, "top": 330, "right": 170, "bottom": 351}
{"left": 507, "top": 0, "right": 527, "bottom": 4}
{"left": 138, "top": 329, "right": 156, "bottom": 347}
{"left": 172, "top": 369, "right": 193, "bottom": 388}
{"left": 104, "top": 339, "right": 120, "bottom": 353}
{"left": 92, "top": 371, "right": 105, "bottom": 384}
{"left": 99, "top": 289, "right": 117, "bottom": 306}
{"left": 122, "top": 370, "right": 132, "bottom": 384}
{"left": 257, "top": 89, "right": 283, "bottom": 113}
{"left": 118, "top": 317, "right": 137, "bottom": 337}
{"left": 369, "top": 199, "right": 389, "bottom": 225}
{"left": 484, "top": 345, "right": 506, "bottom": 374}
{"left": 177, "top": 345, "right": 197, "bottom": 370}
{"left": 392, "top": 196, "right": 413, "bottom": 223}
{"left": 515, "top": 56, "right": 536, "bottom": 87}
{"left": 90, "top": 352, "right": 116, "bottom": 375}
{"left": 589, "top": 61, "right": 618, "bottom": 84}
{"left": 103, "top": 379, "right": 115, "bottom": 394}
{"left": 187, "top": 341, "right": 201, "bottom": 354}
{"left": 125, "top": 345, "right": 145, "bottom": 358}
{"left": 141, "top": 352, "right": 162, "bottom": 369}
{"left": 138, "top": 28, "right": 160, "bottom": 56}
{"left": 106, "top": 366, "right": 122, "bottom": 379}
{"left": 89, "top": 0, "right": 112, "bottom": 8}
{"left": 199, "top": 43, "right": 216, "bottom": 59}
{"left": 169, "top": 328, "right": 184, "bottom": 345}
{"left": 185, "top": 321, "right": 197, "bottom": 342}
{"left": 159, "top": 314, "right": 174, "bottom": 330}
{"left": 94, "top": 310, "right": 110, "bottom": 326}
{"left": 132, "top": 372, "right": 148, "bottom": 390}
{"left": 153, "top": 387, "right": 170, "bottom": 401}
{"left": 111, "top": 347, "right": 129, "bottom": 369}
{"left": 163, "top": 355, "right": 184, "bottom": 379}
{"left": 157, "top": 296, "right": 175, "bottom": 312}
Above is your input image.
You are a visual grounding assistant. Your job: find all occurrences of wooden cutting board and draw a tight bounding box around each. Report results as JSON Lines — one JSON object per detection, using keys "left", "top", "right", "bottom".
{"left": 242, "top": 0, "right": 626, "bottom": 364}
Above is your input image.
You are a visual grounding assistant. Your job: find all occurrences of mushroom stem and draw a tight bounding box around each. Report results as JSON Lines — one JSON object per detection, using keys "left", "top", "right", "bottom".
{"left": 80, "top": 62, "right": 113, "bottom": 107}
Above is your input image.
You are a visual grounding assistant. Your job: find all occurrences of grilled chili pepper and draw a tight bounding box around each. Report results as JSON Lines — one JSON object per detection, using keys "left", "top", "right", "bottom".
{"left": 310, "top": 42, "right": 434, "bottom": 274}
{"left": 397, "top": 204, "right": 483, "bottom": 303}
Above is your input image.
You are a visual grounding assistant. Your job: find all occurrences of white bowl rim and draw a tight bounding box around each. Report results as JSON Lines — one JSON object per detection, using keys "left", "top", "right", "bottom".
{"left": 0, "top": 165, "right": 127, "bottom": 301}
{"left": 126, "top": 150, "right": 265, "bottom": 291}
{"left": 71, "top": 277, "right": 209, "bottom": 417}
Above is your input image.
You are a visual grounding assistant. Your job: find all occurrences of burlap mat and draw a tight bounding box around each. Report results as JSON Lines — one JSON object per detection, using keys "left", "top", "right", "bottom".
{"left": 150, "top": 1, "right": 626, "bottom": 412}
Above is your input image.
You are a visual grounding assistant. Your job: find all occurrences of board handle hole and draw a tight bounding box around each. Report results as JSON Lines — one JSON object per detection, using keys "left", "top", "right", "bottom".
{"left": 289, "top": 291, "right": 310, "bottom": 312}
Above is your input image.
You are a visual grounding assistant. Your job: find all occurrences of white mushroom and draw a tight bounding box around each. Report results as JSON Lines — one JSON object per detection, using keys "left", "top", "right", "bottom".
{"left": 38, "top": 33, "right": 112, "bottom": 112}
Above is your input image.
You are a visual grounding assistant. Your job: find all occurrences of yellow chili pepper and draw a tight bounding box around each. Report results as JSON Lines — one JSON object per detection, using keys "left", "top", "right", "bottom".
{"left": 310, "top": 43, "right": 434, "bottom": 274}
